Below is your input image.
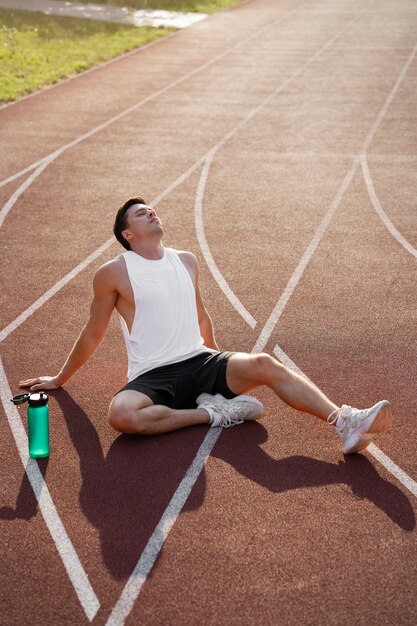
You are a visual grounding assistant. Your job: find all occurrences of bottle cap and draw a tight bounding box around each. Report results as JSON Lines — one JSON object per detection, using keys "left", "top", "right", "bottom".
{"left": 28, "top": 391, "right": 49, "bottom": 407}
{"left": 11, "top": 393, "right": 30, "bottom": 405}
{"left": 11, "top": 392, "right": 49, "bottom": 406}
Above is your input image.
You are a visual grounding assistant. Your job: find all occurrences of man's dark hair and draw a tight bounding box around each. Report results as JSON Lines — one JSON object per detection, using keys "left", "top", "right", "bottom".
{"left": 113, "top": 196, "right": 146, "bottom": 250}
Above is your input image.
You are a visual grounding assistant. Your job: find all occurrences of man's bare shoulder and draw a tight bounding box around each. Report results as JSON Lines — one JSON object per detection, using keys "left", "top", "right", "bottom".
{"left": 93, "top": 254, "right": 127, "bottom": 289}
{"left": 176, "top": 249, "right": 198, "bottom": 268}
{"left": 175, "top": 250, "right": 199, "bottom": 286}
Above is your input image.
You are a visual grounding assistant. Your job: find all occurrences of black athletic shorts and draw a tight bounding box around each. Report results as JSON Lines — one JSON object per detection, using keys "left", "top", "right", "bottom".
{"left": 115, "top": 351, "right": 238, "bottom": 409}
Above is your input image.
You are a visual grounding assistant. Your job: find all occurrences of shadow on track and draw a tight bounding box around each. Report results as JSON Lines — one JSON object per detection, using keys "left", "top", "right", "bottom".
{"left": 211, "top": 421, "right": 416, "bottom": 532}
{"left": 0, "top": 458, "right": 48, "bottom": 520}
{"left": 2, "top": 398, "right": 413, "bottom": 581}
{"left": 54, "top": 389, "right": 206, "bottom": 580}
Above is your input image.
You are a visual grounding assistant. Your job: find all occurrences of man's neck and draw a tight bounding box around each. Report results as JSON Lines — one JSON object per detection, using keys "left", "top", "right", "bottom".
{"left": 130, "top": 241, "right": 165, "bottom": 260}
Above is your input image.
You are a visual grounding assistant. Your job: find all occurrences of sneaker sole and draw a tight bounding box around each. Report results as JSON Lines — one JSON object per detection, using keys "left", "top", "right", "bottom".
{"left": 344, "top": 400, "right": 394, "bottom": 454}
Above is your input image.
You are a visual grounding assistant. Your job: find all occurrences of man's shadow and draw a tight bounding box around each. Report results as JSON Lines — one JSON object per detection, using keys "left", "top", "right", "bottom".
{"left": 56, "top": 389, "right": 208, "bottom": 580}
{"left": 211, "top": 421, "right": 415, "bottom": 531}
{"left": 2, "top": 393, "right": 414, "bottom": 581}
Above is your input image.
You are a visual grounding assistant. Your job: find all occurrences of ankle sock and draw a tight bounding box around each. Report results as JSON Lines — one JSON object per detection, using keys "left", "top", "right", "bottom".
{"left": 204, "top": 407, "right": 216, "bottom": 424}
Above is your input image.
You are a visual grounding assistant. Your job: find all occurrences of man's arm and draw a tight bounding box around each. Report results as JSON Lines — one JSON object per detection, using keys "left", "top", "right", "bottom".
{"left": 19, "top": 263, "right": 118, "bottom": 391}
{"left": 178, "top": 251, "right": 219, "bottom": 351}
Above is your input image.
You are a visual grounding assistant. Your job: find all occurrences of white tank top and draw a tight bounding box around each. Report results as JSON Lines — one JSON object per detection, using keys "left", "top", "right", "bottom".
{"left": 119, "top": 248, "right": 213, "bottom": 381}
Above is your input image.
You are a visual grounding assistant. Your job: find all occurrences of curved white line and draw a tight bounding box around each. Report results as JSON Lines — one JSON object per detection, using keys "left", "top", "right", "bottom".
{"left": 0, "top": 151, "right": 62, "bottom": 229}
{"left": 361, "top": 155, "right": 417, "bottom": 260}
{"left": 252, "top": 157, "right": 359, "bottom": 354}
{"left": 195, "top": 151, "right": 257, "bottom": 329}
{"left": 192, "top": 15, "right": 361, "bottom": 330}
{"left": 0, "top": 158, "right": 48, "bottom": 190}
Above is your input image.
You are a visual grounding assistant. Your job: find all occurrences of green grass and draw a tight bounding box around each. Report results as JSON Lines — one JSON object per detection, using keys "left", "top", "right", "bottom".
{"left": 0, "top": 0, "right": 244, "bottom": 104}
{"left": 0, "top": 9, "right": 173, "bottom": 103}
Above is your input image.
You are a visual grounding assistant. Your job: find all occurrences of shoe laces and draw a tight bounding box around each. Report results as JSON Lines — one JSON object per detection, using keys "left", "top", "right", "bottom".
{"left": 219, "top": 414, "right": 244, "bottom": 428}
{"left": 215, "top": 402, "right": 245, "bottom": 427}
{"left": 327, "top": 405, "right": 360, "bottom": 434}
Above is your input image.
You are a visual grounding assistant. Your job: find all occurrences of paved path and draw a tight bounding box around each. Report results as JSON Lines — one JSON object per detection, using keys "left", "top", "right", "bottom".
{"left": 1, "top": 0, "right": 417, "bottom": 624}
{"left": 0, "top": 0, "right": 207, "bottom": 28}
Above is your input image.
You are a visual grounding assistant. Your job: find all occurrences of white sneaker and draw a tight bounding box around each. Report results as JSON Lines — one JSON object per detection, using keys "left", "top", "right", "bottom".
{"left": 197, "top": 393, "right": 264, "bottom": 428}
{"left": 328, "top": 400, "right": 394, "bottom": 454}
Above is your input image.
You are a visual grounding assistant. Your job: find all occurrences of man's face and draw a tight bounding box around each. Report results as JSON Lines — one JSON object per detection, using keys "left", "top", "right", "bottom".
{"left": 122, "top": 203, "right": 163, "bottom": 244}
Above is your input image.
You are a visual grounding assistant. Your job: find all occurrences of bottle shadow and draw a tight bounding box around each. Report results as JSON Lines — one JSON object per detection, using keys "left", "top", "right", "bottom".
{"left": 211, "top": 421, "right": 416, "bottom": 531}
{"left": 0, "top": 458, "right": 49, "bottom": 521}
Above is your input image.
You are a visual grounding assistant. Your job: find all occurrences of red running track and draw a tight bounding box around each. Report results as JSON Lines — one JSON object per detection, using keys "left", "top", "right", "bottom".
{"left": 1, "top": 0, "right": 417, "bottom": 624}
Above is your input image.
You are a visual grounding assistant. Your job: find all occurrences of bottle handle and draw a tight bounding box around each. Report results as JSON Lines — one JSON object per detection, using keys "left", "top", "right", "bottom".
{"left": 11, "top": 393, "right": 30, "bottom": 405}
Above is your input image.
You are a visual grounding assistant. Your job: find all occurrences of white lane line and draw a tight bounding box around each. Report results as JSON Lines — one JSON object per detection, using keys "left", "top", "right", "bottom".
{"left": 195, "top": 150, "right": 257, "bottom": 329}
{"left": 0, "top": 154, "right": 212, "bottom": 344}
{"left": 273, "top": 345, "right": 417, "bottom": 499}
{"left": 0, "top": 237, "right": 114, "bottom": 343}
{"left": 252, "top": 157, "right": 359, "bottom": 354}
{"left": 0, "top": 158, "right": 46, "bottom": 190}
{"left": 361, "top": 155, "right": 417, "bottom": 260}
{"left": 105, "top": 427, "right": 222, "bottom": 626}
{"left": 273, "top": 344, "right": 313, "bottom": 381}
{"left": 0, "top": 357, "right": 100, "bottom": 622}
{"left": 361, "top": 41, "right": 417, "bottom": 155}
{"left": 191, "top": 14, "right": 361, "bottom": 328}
{"left": 367, "top": 443, "right": 417, "bottom": 497}
{"left": 0, "top": 154, "right": 61, "bottom": 229}
{"left": 253, "top": 37, "right": 417, "bottom": 353}
{"left": 0, "top": 5, "right": 301, "bottom": 190}
{"left": 0, "top": 12, "right": 358, "bottom": 342}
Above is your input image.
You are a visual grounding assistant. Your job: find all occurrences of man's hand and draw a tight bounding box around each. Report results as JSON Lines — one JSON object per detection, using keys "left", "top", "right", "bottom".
{"left": 19, "top": 376, "right": 62, "bottom": 392}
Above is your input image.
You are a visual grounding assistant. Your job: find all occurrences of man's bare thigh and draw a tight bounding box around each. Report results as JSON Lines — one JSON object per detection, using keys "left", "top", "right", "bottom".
{"left": 225, "top": 352, "right": 266, "bottom": 395}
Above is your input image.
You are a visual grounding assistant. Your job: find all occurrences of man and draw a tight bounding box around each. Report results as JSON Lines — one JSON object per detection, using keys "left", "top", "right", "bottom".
{"left": 20, "top": 197, "right": 394, "bottom": 454}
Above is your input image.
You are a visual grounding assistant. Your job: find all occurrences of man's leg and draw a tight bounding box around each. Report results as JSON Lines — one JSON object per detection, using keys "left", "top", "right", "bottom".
{"left": 225, "top": 352, "right": 338, "bottom": 421}
{"left": 108, "top": 390, "right": 211, "bottom": 435}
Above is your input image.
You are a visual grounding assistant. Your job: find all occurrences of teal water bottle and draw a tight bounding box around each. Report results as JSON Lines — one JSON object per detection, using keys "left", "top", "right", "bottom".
{"left": 12, "top": 392, "right": 50, "bottom": 458}
{"left": 28, "top": 392, "right": 49, "bottom": 458}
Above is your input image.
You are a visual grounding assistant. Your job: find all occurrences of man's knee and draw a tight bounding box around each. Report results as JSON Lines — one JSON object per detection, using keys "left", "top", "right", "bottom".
{"left": 108, "top": 400, "right": 148, "bottom": 434}
{"left": 252, "top": 353, "right": 286, "bottom": 384}
{"left": 108, "top": 404, "right": 137, "bottom": 433}
{"left": 108, "top": 391, "right": 153, "bottom": 433}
